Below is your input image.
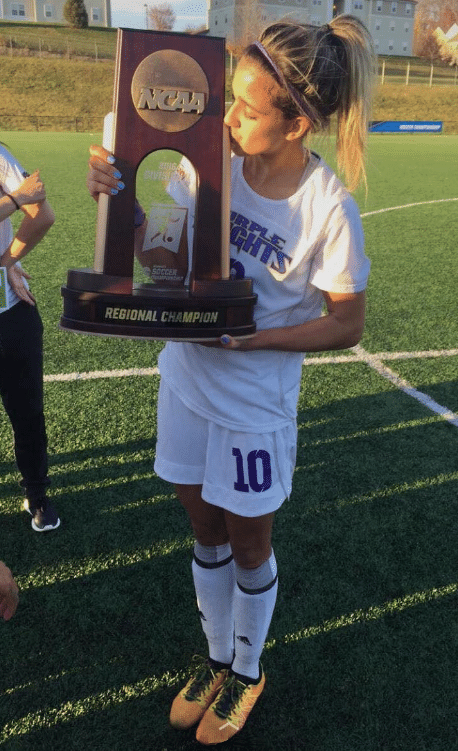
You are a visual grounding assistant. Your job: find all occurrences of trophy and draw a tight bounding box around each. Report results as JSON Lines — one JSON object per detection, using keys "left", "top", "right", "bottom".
{"left": 60, "top": 28, "right": 257, "bottom": 340}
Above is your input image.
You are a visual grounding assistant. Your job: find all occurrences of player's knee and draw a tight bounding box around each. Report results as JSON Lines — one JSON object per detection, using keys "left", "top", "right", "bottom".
{"left": 231, "top": 542, "right": 272, "bottom": 570}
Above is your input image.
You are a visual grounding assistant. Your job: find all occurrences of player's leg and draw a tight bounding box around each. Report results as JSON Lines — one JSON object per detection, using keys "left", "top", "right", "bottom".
{"left": 195, "top": 423, "right": 295, "bottom": 744}
{"left": 195, "top": 510, "right": 275, "bottom": 744}
{"left": 167, "top": 487, "right": 237, "bottom": 729}
{"left": 225, "top": 508, "right": 277, "bottom": 681}
{"left": 0, "top": 303, "right": 57, "bottom": 531}
{"left": 154, "top": 386, "right": 236, "bottom": 729}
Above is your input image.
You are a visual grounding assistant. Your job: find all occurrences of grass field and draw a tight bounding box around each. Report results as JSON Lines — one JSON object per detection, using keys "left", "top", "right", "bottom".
{"left": 1, "top": 132, "right": 458, "bottom": 750}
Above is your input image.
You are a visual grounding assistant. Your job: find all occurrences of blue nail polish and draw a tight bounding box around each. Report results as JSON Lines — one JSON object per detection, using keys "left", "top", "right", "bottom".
{"left": 107, "top": 155, "right": 116, "bottom": 164}
{"left": 221, "top": 334, "right": 231, "bottom": 344}
{"left": 111, "top": 188, "right": 118, "bottom": 195}
{"left": 113, "top": 170, "right": 122, "bottom": 179}
{"left": 117, "top": 181, "right": 125, "bottom": 190}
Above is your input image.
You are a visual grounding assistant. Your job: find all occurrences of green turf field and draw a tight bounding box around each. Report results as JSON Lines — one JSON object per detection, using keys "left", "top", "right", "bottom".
{"left": 1, "top": 132, "right": 457, "bottom": 750}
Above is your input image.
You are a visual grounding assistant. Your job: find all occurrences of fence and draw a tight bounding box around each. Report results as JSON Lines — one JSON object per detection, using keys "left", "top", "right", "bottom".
{"left": 1, "top": 34, "right": 458, "bottom": 85}
{"left": 0, "top": 114, "right": 105, "bottom": 131}
{"left": 1, "top": 113, "right": 456, "bottom": 134}
{"left": 379, "top": 59, "right": 458, "bottom": 86}
{"left": 0, "top": 34, "right": 114, "bottom": 61}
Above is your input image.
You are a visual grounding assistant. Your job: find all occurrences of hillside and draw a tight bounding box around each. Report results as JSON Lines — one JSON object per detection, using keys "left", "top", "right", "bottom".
{"left": 0, "top": 22, "right": 457, "bottom": 133}
{"left": 0, "top": 20, "right": 117, "bottom": 58}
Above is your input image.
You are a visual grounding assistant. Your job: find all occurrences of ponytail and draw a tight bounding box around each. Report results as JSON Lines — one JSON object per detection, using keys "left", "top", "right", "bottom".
{"left": 248, "top": 16, "right": 375, "bottom": 191}
{"left": 328, "top": 16, "right": 375, "bottom": 192}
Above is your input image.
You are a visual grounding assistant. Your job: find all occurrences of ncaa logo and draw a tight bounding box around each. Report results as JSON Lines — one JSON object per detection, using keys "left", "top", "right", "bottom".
{"left": 131, "top": 49, "right": 209, "bottom": 133}
{"left": 137, "top": 88, "right": 205, "bottom": 115}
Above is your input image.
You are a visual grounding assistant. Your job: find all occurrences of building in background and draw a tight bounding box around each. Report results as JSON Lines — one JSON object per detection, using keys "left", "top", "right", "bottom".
{"left": 0, "top": 0, "right": 111, "bottom": 26}
{"left": 207, "top": 0, "right": 417, "bottom": 56}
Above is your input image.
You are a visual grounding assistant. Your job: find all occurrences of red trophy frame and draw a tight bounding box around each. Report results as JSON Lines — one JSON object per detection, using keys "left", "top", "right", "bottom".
{"left": 60, "top": 28, "right": 256, "bottom": 340}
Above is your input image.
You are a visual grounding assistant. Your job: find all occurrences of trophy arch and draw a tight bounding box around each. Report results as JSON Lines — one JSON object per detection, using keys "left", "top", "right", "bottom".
{"left": 134, "top": 148, "right": 197, "bottom": 291}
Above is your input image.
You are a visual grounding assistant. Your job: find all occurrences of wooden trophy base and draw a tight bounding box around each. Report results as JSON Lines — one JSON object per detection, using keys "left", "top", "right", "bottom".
{"left": 60, "top": 269, "right": 257, "bottom": 341}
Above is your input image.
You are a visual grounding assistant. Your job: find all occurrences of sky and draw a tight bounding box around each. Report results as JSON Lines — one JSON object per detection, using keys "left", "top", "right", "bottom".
{"left": 110, "top": 0, "right": 208, "bottom": 32}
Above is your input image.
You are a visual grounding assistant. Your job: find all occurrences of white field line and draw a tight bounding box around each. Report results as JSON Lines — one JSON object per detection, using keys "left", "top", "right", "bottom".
{"left": 44, "top": 367, "right": 160, "bottom": 382}
{"left": 353, "top": 344, "right": 458, "bottom": 428}
{"left": 43, "top": 347, "right": 458, "bottom": 428}
{"left": 302, "top": 348, "right": 458, "bottom": 366}
{"left": 360, "top": 196, "right": 458, "bottom": 219}
{"left": 43, "top": 348, "right": 458, "bottom": 383}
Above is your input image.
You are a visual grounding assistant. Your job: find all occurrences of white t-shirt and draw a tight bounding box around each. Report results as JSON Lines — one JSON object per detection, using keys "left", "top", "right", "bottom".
{"left": 0, "top": 145, "right": 29, "bottom": 311}
{"left": 158, "top": 152, "right": 370, "bottom": 433}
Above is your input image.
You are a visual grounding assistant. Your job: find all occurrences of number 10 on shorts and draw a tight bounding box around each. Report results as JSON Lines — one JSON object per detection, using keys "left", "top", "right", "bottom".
{"left": 232, "top": 447, "right": 272, "bottom": 493}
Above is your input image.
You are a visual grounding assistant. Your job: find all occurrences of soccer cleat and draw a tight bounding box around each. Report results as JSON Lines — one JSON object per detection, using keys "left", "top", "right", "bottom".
{"left": 24, "top": 498, "right": 60, "bottom": 532}
{"left": 170, "top": 656, "right": 230, "bottom": 730}
{"left": 196, "top": 668, "right": 265, "bottom": 745}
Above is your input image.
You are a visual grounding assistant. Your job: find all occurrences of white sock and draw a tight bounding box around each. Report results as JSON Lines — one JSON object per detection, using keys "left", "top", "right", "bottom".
{"left": 192, "top": 542, "right": 236, "bottom": 666}
{"left": 231, "top": 551, "right": 278, "bottom": 681}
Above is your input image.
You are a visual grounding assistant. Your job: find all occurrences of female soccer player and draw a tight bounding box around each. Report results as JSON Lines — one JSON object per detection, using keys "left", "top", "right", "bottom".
{"left": 87, "top": 16, "right": 374, "bottom": 744}
{"left": 0, "top": 148, "right": 59, "bottom": 532}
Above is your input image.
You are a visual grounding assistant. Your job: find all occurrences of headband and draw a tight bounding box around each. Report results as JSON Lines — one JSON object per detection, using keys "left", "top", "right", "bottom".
{"left": 252, "top": 40, "right": 316, "bottom": 122}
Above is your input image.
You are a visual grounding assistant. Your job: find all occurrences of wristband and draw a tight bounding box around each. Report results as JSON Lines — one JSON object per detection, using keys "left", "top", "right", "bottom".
{"left": 5, "top": 193, "right": 20, "bottom": 211}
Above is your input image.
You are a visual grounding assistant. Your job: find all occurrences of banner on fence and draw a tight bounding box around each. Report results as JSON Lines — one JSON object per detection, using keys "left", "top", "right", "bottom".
{"left": 369, "top": 121, "right": 443, "bottom": 133}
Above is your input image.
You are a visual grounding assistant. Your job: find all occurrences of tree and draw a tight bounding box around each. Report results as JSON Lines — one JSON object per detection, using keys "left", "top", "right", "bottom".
{"left": 231, "top": 0, "right": 266, "bottom": 51}
{"left": 147, "top": 2, "right": 176, "bottom": 31}
{"left": 183, "top": 24, "right": 208, "bottom": 34}
{"left": 63, "top": 0, "right": 88, "bottom": 28}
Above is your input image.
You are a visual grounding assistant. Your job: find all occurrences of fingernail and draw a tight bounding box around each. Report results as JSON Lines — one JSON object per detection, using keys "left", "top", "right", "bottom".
{"left": 111, "top": 188, "right": 118, "bottom": 195}
{"left": 113, "top": 170, "right": 122, "bottom": 179}
{"left": 107, "top": 155, "right": 116, "bottom": 164}
{"left": 117, "top": 181, "right": 125, "bottom": 190}
{"left": 221, "top": 334, "right": 231, "bottom": 344}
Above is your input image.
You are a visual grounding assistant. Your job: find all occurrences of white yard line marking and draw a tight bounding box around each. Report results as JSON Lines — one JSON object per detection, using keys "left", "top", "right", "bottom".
{"left": 44, "top": 367, "right": 160, "bottom": 383}
{"left": 44, "top": 347, "right": 458, "bottom": 382}
{"left": 353, "top": 345, "right": 458, "bottom": 428}
{"left": 360, "top": 196, "right": 458, "bottom": 219}
{"left": 43, "top": 347, "right": 458, "bottom": 427}
{"left": 303, "top": 348, "right": 458, "bottom": 366}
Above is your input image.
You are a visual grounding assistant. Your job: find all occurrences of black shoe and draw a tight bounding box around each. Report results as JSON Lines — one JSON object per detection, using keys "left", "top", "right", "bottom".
{"left": 24, "top": 498, "right": 60, "bottom": 532}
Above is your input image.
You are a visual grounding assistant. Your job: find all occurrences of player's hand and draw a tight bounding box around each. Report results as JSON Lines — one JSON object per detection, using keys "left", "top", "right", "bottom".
{"left": 12, "top": 170, "right": 47, "bottom": 207}
{"left": 87, "top": 145, "right": 125, "bottom": 201}
{"left": 0, "top": 562, "right": 19, "bottom": 621}
{"left": 7, "top": 265, "right": 35, "bottom": 306}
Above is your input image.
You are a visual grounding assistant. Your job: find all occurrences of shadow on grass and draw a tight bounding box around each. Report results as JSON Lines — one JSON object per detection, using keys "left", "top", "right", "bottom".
{"left": 1, "top": 386, "right": 458, "bottom": 750}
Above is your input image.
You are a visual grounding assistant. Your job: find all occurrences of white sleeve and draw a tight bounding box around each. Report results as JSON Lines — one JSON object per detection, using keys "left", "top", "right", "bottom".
{"left": 0, "top": 145, "right": 28, "bottom": 194}
{"left": 309, "top": 195, "right": 370, "bottom": 294}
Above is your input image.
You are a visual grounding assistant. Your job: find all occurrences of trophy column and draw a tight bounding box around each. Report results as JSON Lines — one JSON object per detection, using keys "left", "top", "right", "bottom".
{"left": 60, "top": 29, "right": 257, "bottom": 341}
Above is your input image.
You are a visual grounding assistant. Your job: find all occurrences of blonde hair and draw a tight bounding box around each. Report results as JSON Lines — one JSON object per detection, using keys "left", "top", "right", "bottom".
{"left": 245, "top": 16, "right": 376, "bottom": 191}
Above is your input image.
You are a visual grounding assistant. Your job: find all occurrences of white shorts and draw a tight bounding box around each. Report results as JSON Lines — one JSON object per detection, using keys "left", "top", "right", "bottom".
{"left": 154, "top": 382, "right": 297, "bottom": 518}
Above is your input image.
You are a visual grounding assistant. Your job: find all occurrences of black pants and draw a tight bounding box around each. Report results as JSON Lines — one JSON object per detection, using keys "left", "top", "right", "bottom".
{"left": 0, "top": 302, "right": 50, "bottom": 502}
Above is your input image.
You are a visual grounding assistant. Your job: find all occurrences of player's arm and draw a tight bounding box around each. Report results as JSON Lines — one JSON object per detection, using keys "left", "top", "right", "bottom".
{"left": 0, "top": 171, "right": 47, "bottom": 223}
{"left": 220, "top": 290, "right": 366, "bottom": 352}
{"left": 0, "top": 199, "right": 55, "bottom": 270}
{"left": 87, "top": 145, "right": 148, "bottom": 263}
{"left": 0, "top": 199, "right": 55, "bottom": 306}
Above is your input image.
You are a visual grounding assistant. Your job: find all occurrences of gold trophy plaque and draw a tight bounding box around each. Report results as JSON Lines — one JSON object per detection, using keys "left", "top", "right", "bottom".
{"left": 60, "top": 28, "right": 256, "bottom": 340}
